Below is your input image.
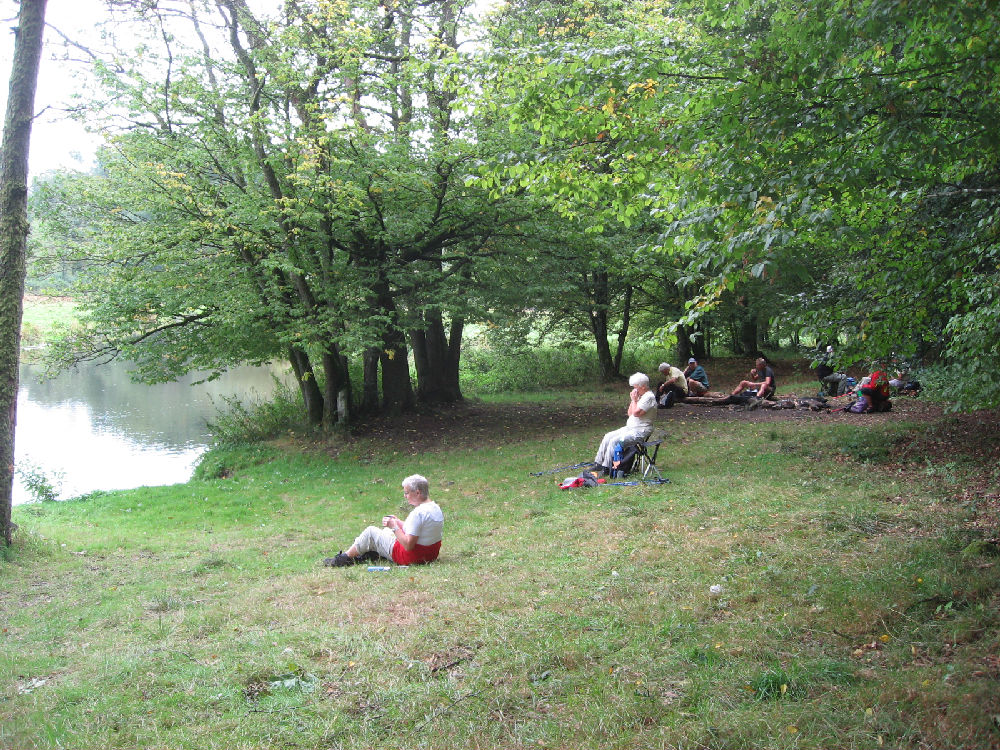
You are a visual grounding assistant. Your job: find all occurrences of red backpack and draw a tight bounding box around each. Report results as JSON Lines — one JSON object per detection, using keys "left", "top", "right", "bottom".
{"left": 868, "top": 370, "right": 890, "bottom": 399}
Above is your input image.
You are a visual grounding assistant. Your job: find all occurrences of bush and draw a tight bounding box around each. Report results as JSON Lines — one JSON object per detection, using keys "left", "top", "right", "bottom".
{"left": 206, "top": 381, "right": 309, "bottom": 445}
{"left": 460, "top": 346, "right": 602, "bottom": 394}
{"left": 15, "top": 461, "right": 63, "bottom": 502}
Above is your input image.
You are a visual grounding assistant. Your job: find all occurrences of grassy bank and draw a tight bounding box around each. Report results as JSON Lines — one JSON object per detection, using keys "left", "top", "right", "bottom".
{"left": 3, "top": 403, "right": 999, "bottom": 749}
{"left": 19, "top": 295, "right": 76, "bottom": 353}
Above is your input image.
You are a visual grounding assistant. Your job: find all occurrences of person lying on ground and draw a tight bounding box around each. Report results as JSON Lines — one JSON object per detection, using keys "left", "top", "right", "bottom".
{"left": 325, "top": 474, "right": 443, "bottom": 567}
{"left": 731, "top": 357, "right": 777, "bottom": 399}
{"left": 683, "top": 357, "right": 710, "bottom": 395}
{"left": 593, "top": 372, "right": 657, "bottom": 475}
{"left": 656, "top": 362, "right": 689, "bottom": 407}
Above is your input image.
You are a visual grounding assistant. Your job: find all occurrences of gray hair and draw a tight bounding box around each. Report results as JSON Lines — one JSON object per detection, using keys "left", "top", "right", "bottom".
{"left": 628, "top": 372, "right": 650, "bottom": 388}
{"left": 402, "top": 474, "right": 429, "bottom": 499}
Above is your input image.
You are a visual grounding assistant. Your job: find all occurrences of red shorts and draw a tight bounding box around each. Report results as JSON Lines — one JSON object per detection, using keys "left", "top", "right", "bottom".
{"left": 392, "top": 540, "right": 441, "bottom": 565}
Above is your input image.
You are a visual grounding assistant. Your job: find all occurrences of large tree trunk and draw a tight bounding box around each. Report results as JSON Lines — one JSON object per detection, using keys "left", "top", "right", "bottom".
{"left": 287, "top": 345, "right": 324, "bottom": 425}
{"left": 1, "top": 0, "right": 47, "bottom": 546}
{"left": 360, "top": 347, "right": 381, "bottom": 414}
{"left": 412, "top": 309, "right": 463, "bottom": 404}
{"left": 320, "top": 347, "right": 350, "bottom": 429}
{"left": 587, "top": 270, "right": 618, "bottom": 381}
{"left": 380, "top": 325, "right": 414, "bottom": 413}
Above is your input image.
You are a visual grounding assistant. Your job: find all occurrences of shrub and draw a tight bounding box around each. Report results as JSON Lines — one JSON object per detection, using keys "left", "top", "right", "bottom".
{"left": 460, "top": 346, "right": 602, "bottom": 394}
{"left": 206, "top": 381, "right": 308, "bottom": 445}
{"left": 15, "top": 461, "right": 63, "bottom": 503}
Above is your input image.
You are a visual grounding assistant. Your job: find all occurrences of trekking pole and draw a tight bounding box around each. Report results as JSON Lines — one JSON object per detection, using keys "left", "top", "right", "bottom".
{"left": 604, "top": 477, "right": 671, "bottom": 487}
{"left": 529, "top": 461, "right": 594, "bottom": 477}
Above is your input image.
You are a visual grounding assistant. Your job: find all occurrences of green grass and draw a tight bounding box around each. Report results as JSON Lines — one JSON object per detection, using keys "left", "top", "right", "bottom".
{"left": 19, "top": 296, "right": 77, "bottom": 351}
{"left": 4, "top": 410, "right": 999, "bottom": 749}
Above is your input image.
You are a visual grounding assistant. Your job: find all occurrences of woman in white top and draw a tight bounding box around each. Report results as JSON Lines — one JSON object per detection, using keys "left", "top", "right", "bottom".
{"left": 326, "top": 474, "right": 444, "bottom": 567}
{"left": 593, "top": 373, "right": 657, "bottom": 474}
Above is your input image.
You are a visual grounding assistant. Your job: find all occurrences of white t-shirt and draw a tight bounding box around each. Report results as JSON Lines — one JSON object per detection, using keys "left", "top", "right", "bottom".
{"left": 625, "top": 390, "right": 657, "bottom": 430}
{"left": 403, "top": 501, "right": 444, "bottom": 545}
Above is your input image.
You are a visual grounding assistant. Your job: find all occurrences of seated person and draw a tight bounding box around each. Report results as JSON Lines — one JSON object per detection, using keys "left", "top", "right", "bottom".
{"left": 325, "top": 474, "right": 443, "bottom": 567}
{"left": 683, "top": 357, "right": 710, "bottom": 395}
{"left": 594, "top": 372, "right": 657, "bottom": 474}
{"left": 731, "top": 357, "right": 777, "bottom": 400}
{"left": 656, "top": 362, "right": 689, "bottom": 407}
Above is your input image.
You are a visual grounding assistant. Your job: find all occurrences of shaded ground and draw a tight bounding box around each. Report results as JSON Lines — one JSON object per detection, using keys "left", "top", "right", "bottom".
{"left": 349, "top": 389, "right": 949, "bottom": 454}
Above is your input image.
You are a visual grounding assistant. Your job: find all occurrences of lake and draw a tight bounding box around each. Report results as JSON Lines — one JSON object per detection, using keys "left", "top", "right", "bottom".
{"left": 13, "top": 360, "right": 291, "bottom": 504}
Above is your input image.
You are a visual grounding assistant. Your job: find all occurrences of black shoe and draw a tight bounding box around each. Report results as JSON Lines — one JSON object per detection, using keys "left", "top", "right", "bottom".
{"left": 323, "top": 552, "right": 356, "bottom": 567}
{"left": 356, "top": 550, "right": 381, "bottom": 563}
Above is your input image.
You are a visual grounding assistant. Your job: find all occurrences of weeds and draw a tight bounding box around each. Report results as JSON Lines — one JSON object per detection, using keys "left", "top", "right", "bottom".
{"left": 15, "top": 460, "right": 64, "bottom": 502}
{"left": 206, "top": 381, "right": 307, "bottom": 445}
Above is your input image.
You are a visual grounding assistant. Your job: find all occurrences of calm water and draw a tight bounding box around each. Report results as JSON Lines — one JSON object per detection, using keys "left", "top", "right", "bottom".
{"left": 13, "top": 360, "right": 291, "bottom": 504}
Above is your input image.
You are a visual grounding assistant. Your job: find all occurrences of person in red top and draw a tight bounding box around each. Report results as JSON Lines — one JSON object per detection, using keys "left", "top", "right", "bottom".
{"left": 325, "top": 474, "right": 444, "bottom": 567}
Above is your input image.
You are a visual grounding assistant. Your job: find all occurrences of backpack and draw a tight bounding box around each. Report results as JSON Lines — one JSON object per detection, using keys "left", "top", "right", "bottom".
{"left": 849, "top": 394, "right": 870, "bottom": 413}
{"left": 868, "top": 370, "right": 890, "bottom": 400}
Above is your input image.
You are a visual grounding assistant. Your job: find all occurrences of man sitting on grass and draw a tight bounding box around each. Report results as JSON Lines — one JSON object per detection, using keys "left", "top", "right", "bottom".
{"left": 731, "top": 357, "right": 777, "bottom": 400}
{"left": 325, "top": 474, "right": 443, "bottom": 567}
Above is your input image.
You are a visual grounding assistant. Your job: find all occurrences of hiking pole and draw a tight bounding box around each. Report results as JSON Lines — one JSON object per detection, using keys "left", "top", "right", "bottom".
{"left": 604, "top": 477, "right": 671, "bottom": 487}
{"left": 529, "top": 461, "right": 594, "bottom": 477}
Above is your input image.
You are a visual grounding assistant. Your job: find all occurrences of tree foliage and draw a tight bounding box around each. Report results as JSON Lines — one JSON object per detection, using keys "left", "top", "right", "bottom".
{"left": 488, "top": 0, "right": 1000, "bottom": 408}
{"left": 41, "top": 0, "right": 547, "bottom": 425}
{"left": 32, "top": 0, "right": 1000, "bottom": 413}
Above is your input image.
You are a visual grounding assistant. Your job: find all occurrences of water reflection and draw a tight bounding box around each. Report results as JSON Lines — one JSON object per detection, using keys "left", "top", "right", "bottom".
{"left": 14, "top": 360, "right": 291, "bottom": 504}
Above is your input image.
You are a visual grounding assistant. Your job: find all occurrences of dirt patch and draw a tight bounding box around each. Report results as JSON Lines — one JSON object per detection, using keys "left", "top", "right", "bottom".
{"left": 346, "top": 392, "right": 947, "bottom": 455}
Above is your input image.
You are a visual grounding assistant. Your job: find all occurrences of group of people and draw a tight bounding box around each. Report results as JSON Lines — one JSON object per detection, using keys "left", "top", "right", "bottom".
{"left": 655, "top": 358, "right": 710, "bottom": 407}
{"left": 814, "top": 345, "right": 912, "bottom": 412}
{"left": 326, "top": 349, "right": 902, "bottom": 569}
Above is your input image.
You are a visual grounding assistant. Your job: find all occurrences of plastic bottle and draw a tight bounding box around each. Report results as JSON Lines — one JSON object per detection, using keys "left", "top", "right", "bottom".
{"left": 612, "top": 441, "right": 623, "bottom": 478}
{"left": 367, "top": 566, "right": 391, "bottom": 572}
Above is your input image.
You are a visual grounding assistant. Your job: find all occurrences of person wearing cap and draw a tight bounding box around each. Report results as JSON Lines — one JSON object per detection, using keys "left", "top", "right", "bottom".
{"left": 592, "top": 372, "right": 658, "bottom": 474}
{"left": 656, "top": 362, "right": 688, "bottom": 408}
{"left": 683, "top": 357, "right": 710, "bottom": 395}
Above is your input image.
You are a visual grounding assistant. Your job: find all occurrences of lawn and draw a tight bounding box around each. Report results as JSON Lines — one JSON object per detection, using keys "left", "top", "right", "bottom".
{"left": 3, "top": 395, "right": 999, "bottom": 749}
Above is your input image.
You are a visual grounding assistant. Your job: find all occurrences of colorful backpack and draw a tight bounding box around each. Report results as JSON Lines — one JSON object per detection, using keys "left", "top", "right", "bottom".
{"left": 868, "top": 370, "right": 891, "bottom": 400}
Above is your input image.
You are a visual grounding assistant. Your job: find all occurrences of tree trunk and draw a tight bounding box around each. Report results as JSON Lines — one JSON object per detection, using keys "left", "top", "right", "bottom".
{"left": 740, "top": 317, "right": 758, "bottom": 355}
{"left": 412, "top": 309, "right": 463, "bottom": 404}
{"left": 613, "top": 285, "right": 632, "bottom": 374}
{"left": 380, "top": 325, "right": 414, "bottom": 413}
{"left": 676, "top": 323, "right": 692, "bottom": 364}
{"left": 587, "top": 270, "right": 618, "bottom": 381}
{"left": 361, "top": 347, "right": 380, "bottom": 414}
{"left": 691, "top": 324, "right": 708, "bottom": 360}
{"left": 1, "top": 0, "right": 48, "bottom": 546}
{"left": 320, "top": 346, "right": 350, "bottom": 429}
{"left": 287, "top": 345, "right": 323, "bottom": 425}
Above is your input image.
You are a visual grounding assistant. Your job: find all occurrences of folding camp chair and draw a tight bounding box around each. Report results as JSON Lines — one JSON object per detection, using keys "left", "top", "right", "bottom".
{"left": 614, "top": 437, "right": 665, "bottom": 483}
{"left": 631, "top": 438, "right": 664, "bottom": 482}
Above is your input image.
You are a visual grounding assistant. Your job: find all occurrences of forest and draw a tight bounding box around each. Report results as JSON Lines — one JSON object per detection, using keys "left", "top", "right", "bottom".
{"left": 23, "top": 0, "right": 1000, "bottom": 424}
